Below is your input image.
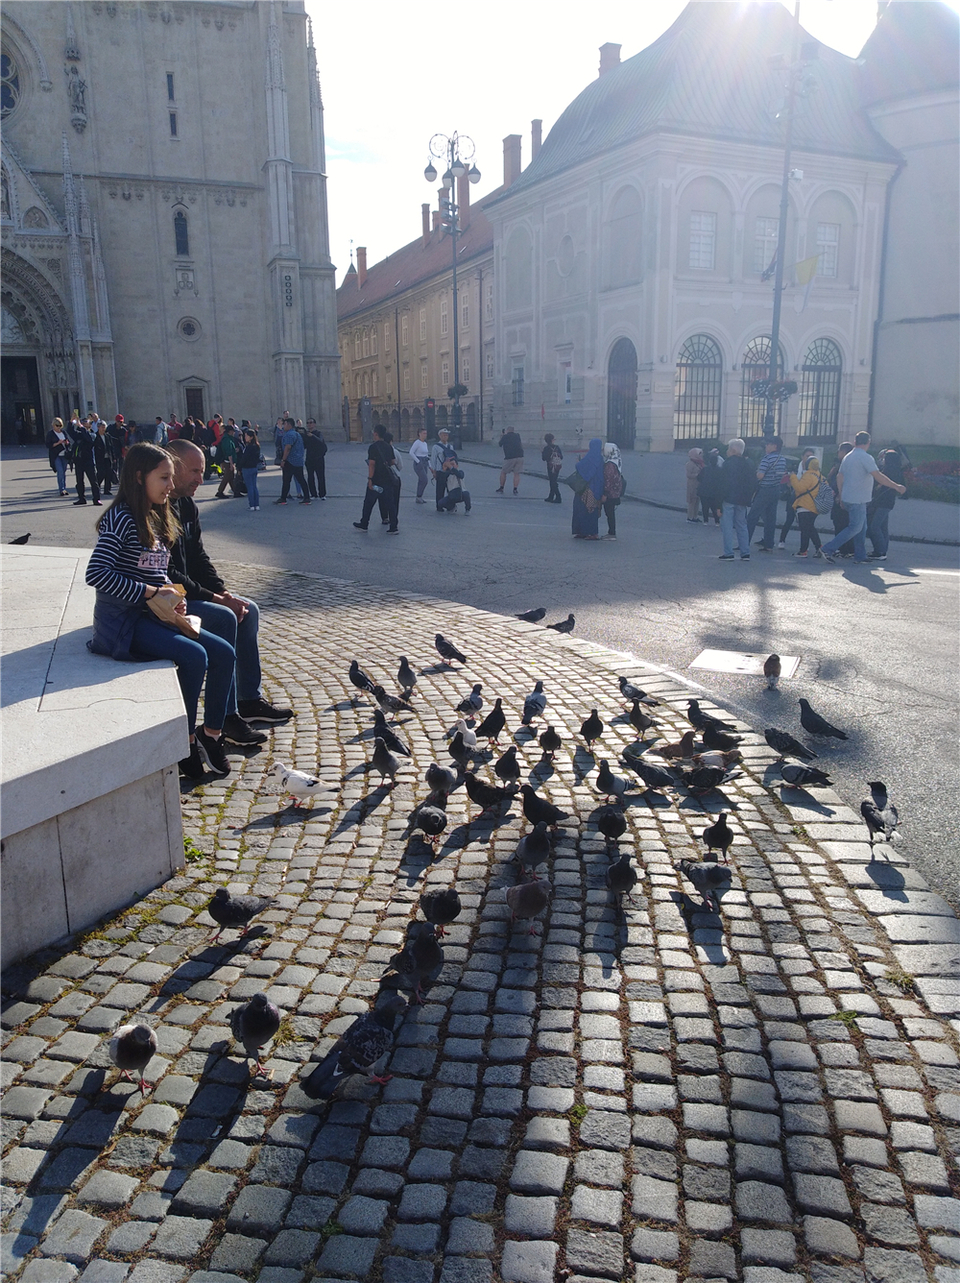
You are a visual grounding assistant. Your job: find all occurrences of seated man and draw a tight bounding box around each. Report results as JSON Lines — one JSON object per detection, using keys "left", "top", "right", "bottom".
{"left": 438, "top": 455, "right": 471, "bottom": 514}
{"left": 166, "top": 440, "right": 293, "bottom": 747}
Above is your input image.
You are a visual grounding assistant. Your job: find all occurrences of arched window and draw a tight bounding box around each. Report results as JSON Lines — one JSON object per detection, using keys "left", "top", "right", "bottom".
{"left": 173, "top": 210, "right": 189, "bottom": 257}
{"left": 1, "top": 52, "right": 21, "bottom": 119}
{"left": 798, "top": 339, "right": 842, "bottom": 439}
{"left": 603, "top": 187, "right": 642, "bottom": 289}
{"left": 674, "top": 335, "right": 723, "bottom": 442}
{"left": 739, "top": 337, "right": 785, "bottom": 437}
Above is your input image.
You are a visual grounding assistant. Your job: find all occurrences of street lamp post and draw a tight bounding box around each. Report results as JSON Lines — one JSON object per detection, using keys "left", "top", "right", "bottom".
{"left": 424, "top": 132, "right": 480, "bottom": 446}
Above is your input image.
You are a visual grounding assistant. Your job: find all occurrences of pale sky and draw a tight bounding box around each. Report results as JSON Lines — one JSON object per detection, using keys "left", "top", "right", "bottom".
{"left": 310, "top": 1, "right": 958, "bottom": 287}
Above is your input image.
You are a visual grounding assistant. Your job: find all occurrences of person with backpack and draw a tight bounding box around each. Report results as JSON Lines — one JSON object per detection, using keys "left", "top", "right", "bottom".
{"left": 786, "top": 455, "right": 827, "bottom": 557}
{"left": 601, "top": 442, "right": 624, "bottom": 540}
{"left": 541, "top": 433, "right": 564, "bottom": 504}
{"left": 866, "top": 448, "right": 904, "bottom": 562}
{"left": 214, "top": 422, "right": 241, "bottom": 498}
{"left": 777, "top": 448, "right": 816, "bottom": 547}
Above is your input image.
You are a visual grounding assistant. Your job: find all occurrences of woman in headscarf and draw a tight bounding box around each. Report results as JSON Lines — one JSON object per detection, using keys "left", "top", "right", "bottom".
{"left": 601, "top": 442, "right": 624, "bottom": 540}
{"left": 686, "top": 448, "right": 705, "bottom": 522}
{"left": 572, "top": 438, "right": 605, "bottom": 539}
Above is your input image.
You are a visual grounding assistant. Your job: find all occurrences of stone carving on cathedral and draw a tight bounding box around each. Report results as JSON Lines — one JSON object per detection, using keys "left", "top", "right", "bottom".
{"left": 65, "top": 64, "right": 87, "bottom": 132}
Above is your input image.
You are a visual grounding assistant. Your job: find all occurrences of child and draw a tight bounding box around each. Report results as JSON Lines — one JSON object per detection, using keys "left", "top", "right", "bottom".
{"left": 438, "top": 455, "right": 472, "bottom": 514}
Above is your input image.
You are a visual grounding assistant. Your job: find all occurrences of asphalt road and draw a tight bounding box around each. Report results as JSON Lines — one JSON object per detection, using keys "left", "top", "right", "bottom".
{"left": 4, "top": 444, "right": 958, "bottom": 912}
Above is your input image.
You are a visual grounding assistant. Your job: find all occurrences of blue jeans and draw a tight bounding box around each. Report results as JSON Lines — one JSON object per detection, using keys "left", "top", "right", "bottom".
{"left": 721, "top": 503, "right": 750, "bottom": 556}
{"left": 54, "top": 455, "right": 68, "bottom": 491}
{"left": 746, "top": 487, "right": 780, "bottom": 548}
{"left": 242, "top": 467, "right": 260, "bottom": 508}
{"left": 867, "top": 506, "right": 890, "bottom": 557}
{"left": 188, "top": 598, "right": 263, "bottom": 713}
{"left": 130, "top": 614, "right": 235, "bottom": 732}
{"left": 414, "top": 459, "right": 430, "bottom": 499}
{"left": 822, "top": 502, "right": 867, "bottom": 560}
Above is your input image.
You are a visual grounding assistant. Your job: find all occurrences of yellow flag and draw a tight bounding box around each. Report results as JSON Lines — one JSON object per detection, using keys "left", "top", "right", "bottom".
{"left": 794, "top": 254, "right": 819, "bottom": 310}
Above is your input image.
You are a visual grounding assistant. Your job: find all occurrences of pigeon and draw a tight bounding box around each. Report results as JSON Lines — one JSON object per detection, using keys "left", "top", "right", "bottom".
{"left": 765, "top": 727, "right": 818, "bottom": 761}
{"left": 521, "top": 681, "right": 547, "bottom": 726}
{"left": 606, "top": 852, "right": 639, "bottom": 899}
{"left": 349, "top": 659, "right": 376, "bottom": 702}
{"left": 659, "top": 730, "right": 696, "bottom": 761}
{"left": 505, "top": 879, "right": 552, "bottom": 934}
{"left": 781, "top": 762, "right": 833, "bottom": 788}
{"left": 681, "top": 765, "right": 741, "bottom": 795}
{"left": 389, "top": 922, "right": 443, "bottom": 1003}
{"left": 597, "top": 758, "right": 631, "bottom": 804}
{"left": 861, "top": 781, "right": 900, "bottom": 849}
{"left": 702, "top": 724, "right": 743, "bottom": 752}
{"left": 413, "top": 802, "right": 448, "bottom": 847}
{"left": 494, "top": 744, "right": 522, "bottom": 787}
{"left": 373, "top": 684, "right": 412, "bottom": 717}
{"left": 798, "top": 698, "right": 848, "bottom": 740}
{"left": 516, "top": 607, "right": 546, "bottom": 623}
{"left": 301, "top": 995, "right": 406, "bottom": 1098}
{"left": 371, "top": 738, "right": 399, "bottom": 788}
{"left": 520, "top": 783, "right": 569, "bottom": 828}
{"left": 108, "top": 1023, "right": 157, "bottom": 1093}
{"left": 457, "top": 683, "right": 484, "bottom": 715}
{"left": 539, "top": 725, "right": 563, "bottom": 760}
{"left": 595, "top": 804, "right": 627, "bottom": 844}
{"left": 464, "top": 771, "right": 517, "bottom": 816}
{"left": 580, "top": 710, "right": 604, "bottom": 748}
{"left": 687, "top": 699, "right": 734, "bottom": 732}
{"left": 420, "top": 887, "right": 462, "bottom": 937}
{"left": 425, "top": 762, "right": 459, "bottom": 799}
{"left": 622, "top": 750, "right": 677, "bottom": 794}
{"left": 702, "top": 812, "right": 734, "bottom": 862}
{"left": 8, "top": 533, "right": 30, "bottom": 546}
{"left": 693, "top": 749, "right": 742, "bottom": 770}
{"left": 374, "top": 709, "right": 411, "bottom": 757}
{"left": 397, "top": 656, "right": 418, "bottom": 697}
{"left": 619, "top": 676, "right": 660, "bottom": 707}
{"left": 207, "top": 887, "right": 279, "bottom": 941}
{"left": 546, "top": 613, "right": 575, "bottom": 634}
{"left": 514, "top": 822, "right": 550, "bottom": 879}
{"left": 628, "top": 701, "right": 658, "bottom": 738}
{"left": 230, "top": 993, "right": 281, "bottom": 1077}
{"left": 764, "top": 654, "right": 781, "bottom": 689}
{"left": 435, "top": 633, "right": 466, "bottom": 666}
{"left": 266, "top": 760, "right": 329, "bottom": 809}
{"left": 475, "top": 698, "right": 506, "bottom": 747}
{"left": 678, "top": 859, "right": 732, "bottom": 910}
{"left": 448, "top": 731, "right": 472, "bottom": 770}
{"left": 453, "top": 719, "right": 478, "bottom": 751}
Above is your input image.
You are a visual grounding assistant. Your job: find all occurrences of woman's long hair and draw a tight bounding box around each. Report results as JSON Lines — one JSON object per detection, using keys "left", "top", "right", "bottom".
{"left": 97, "top": 443, "right": 181, "bottom": 548}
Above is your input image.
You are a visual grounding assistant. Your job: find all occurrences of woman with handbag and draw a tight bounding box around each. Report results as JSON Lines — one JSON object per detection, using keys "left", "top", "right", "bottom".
{"left": 46, "top": 418, "right": 72, "bottom": 495}
{"left": 601, "top": 442, "right": 624, "bottom": 540}
{"left": 239, "top": 427, "right": 262, "bottom": 511}
{"left": 786, "top": 455, "right": 825, "bottom": 558}
{"left": 85, "top": 443, "right": 237, "bottom": 779}
{"left": 570, "top": 438, "right": 605, "bottom": 539}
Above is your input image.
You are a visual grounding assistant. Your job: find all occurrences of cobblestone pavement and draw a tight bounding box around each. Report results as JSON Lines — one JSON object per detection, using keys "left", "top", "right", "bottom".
{"left": 3, "top": 565, "right": 959, "bottom": 1283}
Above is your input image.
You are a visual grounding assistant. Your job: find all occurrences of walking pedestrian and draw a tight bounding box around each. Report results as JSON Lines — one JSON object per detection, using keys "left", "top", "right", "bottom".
{"left": 96, "top": 420, "right": 115, "bottom": 496}
{"left": 717, "top": 438, "right": 754, "bottom": 560}
{"left": 429, "top": 427, "right": 454, "bottom": 510}
{"left": 353, "top": 423, "right": 399, "bottom": 533}
{"left": 72, "top": 418, "right": 102, "bottom": 506}
{"left": 601, "top": 443, "right": 624, "bottom": 539}
{"left": 786, "top": 455, "right": 824, "bottom": 557}
{"left": 866, "top": 448, "right": 904, "bottom": 561}
{"left": 275, "top": 416, "right": 310, "bottom": 505}
{"left": 213, "top": 422, "right": 241, "bottom": 497}
{"left": 826, "top": 442, "right": 855, "bottom": 556}
{"left": 778, "top": 448, "right": 815, "bottom": 547}
{"left": 685, "top": 448, "right": 705, "bottom": 521}
{"left": 239, "top": 427, "right": 262, "bottom": 510}
{"left": 304, "top": 419, "right": 327, "bottom": 498}
{"left": 820, "top": 432, "right": 906, "bottom": 564}
{"left": 497, "top": 427, "right": 524, "bottom": 495}
{"left": 698, "top": 448, "right": 723, "bottom": 524}
{"left": 541, "top": 433, "right": 564, "bottom": 504}
{"left": 572, "top": 438, "right": 605, "bottom": 540}
{"left": 46, "top": 417, "right": 71, "bottom": 495}
{"left": 107, "top": 416, "right": 127, "bottom": 471}
{"left": 410, "top": 425, "right": 431, "bottom": 503}
{"left": 746, "top": 435, "right": 787, "bottom": 551}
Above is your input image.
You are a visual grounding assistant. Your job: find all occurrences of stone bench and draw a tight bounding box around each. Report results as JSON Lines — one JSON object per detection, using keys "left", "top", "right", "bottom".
{"left": 1, "top": 545, "right": 188, "bottom": 969}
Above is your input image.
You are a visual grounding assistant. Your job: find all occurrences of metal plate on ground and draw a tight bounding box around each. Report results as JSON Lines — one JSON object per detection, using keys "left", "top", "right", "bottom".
{"left": 690, "top": 649, "right": 801, "bottom": 677}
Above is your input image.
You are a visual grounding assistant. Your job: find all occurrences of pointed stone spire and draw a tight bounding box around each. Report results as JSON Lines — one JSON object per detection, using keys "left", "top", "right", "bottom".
{"left": 65, "top": 5, "right": 81, "bottom": 60}
{"left": 266, "top": 1, "right": 285, "bottom": 91}
{"left": 92, "top": 218, "right": 112, "bottom": 339}
{"left": 62, "top": 132, "right": 90, "bottom": 341}
{"left": 306, "top": 15, "right": 322, "bottom": 109}
{"left": 62, "top": 132, "right": 79, "bottom": 237}
{"left": 78, "top": 175, "right": 91, "bottom": 236}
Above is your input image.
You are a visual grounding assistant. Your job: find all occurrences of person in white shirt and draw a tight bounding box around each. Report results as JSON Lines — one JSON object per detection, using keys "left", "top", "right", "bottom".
{"left": 821, "top": 431, "right": 906, "bottom": 564}
{"left": 409, "top": 425, "right": 430, "bottom": 504}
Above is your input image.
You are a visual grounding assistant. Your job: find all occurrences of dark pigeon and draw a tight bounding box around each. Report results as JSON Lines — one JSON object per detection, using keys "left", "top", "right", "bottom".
{"left": 420, "top": 887, "right": 462, "bottom": 937}
{"left": 494, "top": 745, "right": 522, "bottom": 787}
{"left": 606, "top": 852, "right": 638, "bottom": 899}
{"left": 596, "top": 804, "right": 627, "bottom": 844}
{"left": 372, "top": 684, "right": 412, "bottom": 717}
{"left": 301, "top": 995, "right": 406, "bottom": 1099}
{"left": 448, "top": 730, "right": 472, "bottom": 770}
{"left": 546, "top": 613, "right": 575, "bottom": 634}
{"left": 207, "top": 888, "right": 279, "bottom": 941}
{"left": 799, "top": 698, "right": 848, "bottom": 740}
{"left": 781, "top": 763, "right": 833, "bottom": 788}
{"left": 475, "top": 698, "right": 506, "bottom": 746}
{"left": 8, "top": 533, "right": 30, "bottom": 546}
{"left": 597, "top": 758, "right": 630, "bottom": 803}
{"left": 520, "top": 784, "right": 568, "bottom": 828}
{"left": 765, "top": 727, "right": 817, "bottom": 761}
{"left": 435, "top": 633, "right": 466, "bottom": 666}
{"left": 374, "top": 709, "right": 411, "bottom": 757}
{"left": 687, "top": 699, "right": 734, "bottom": 732}
{"left": 622, "top": 750, "right": 677, "bottom": 793}
{"left": 580, "top": 709, "right": 604, "bottom": 748}
{"left": 506, "top": 880, "right": 552, "bottom": 934}
{"left": 371, "top": 737, "right": 399, "bottom": 788}
{"left": 628, "top": 701, "right": 658, "bottom": 737}
{"left": 456, "top": 683, "right": 483, "bottom": 714}
{"left": 521, "top": 681, "right": 547, "bottom": 726}
{"left": 861, "top": 780, "right": 900, "bottom": 850}
{"left": 230, "top": 993, "right": 281, "bottom": 1077}
{"left": 349, "top": 659, "right": 376, "bottom": 702}
{"left": 414, "top": 802, "right": 448, "bottom": 847}
{"left": 109, "top": 1024, "right": 157, "bottom": 1093}
{"left": 516, "top": 607, "right": 546, "bottom": 623}
{"left": 619, "top": 676, "right": 659, "bottom": 707}
{"left": 538, "top": 725, "right": 562, "bottom": 759}
{"left": 464, "top": 771, "right": 517, "bottom": 815}
{"left": 389, "top": 922, "right": 443, "bottom": 1003}
{"left": 514, "top": 821, "right": 550, "bottom": 879}
{"left": 702, "top": 724, "right": 742, "bottom": 751}
{"left": 397, "top": 656, "right": 417, "bottom": 696}
{"left": 425, "top": 762, "right": 459, "bottom": 798}
{"left": 702, "top": 811, "right": 734, "bottom": 862}
{"left": 764, "top": 654, "right": 781, "bottom": 689}
{"left": 678, "top": 859, "right": 732, "bottom": 910}
{"left": 681, "top": 765, "right": 741, "bottom": 794}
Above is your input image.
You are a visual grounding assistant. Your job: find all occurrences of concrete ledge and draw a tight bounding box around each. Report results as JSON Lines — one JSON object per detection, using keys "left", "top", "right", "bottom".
{"left": 1, "top": 545, "right": 189, "bottom": 967}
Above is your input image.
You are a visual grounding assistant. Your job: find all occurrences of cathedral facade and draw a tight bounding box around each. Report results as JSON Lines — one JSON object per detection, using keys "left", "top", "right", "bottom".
{"left": 1, "top": 0, "right": 340, "bottom": 441}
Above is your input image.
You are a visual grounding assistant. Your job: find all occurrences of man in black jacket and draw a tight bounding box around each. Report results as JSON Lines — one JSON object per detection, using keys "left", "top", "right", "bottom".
{"left": 304, "top": 419, "right": 327, "bottom": 499}
{"left": 72, "top": 418, "right": 102, "bottom": 506}
{"left": 167, "top": 440, "right": 294, "bottom": 747}
{"left": 718, "top": 438, "right": 755, "bottom": 561}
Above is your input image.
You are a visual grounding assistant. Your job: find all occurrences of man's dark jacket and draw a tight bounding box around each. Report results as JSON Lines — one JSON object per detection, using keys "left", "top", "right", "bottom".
{"left": 720, "top": 454, "right": 757, "bottom": 507}
{"left": 168, "top": 494, "right": 225, "bottom": 601}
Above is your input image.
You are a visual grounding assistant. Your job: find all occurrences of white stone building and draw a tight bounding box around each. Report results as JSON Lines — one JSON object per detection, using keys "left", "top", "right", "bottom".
{"left": 485, "top": 2, "right": 951, "bottom": 452}
{"left": 1, "top": 0, "right": 340, "bottom": 442}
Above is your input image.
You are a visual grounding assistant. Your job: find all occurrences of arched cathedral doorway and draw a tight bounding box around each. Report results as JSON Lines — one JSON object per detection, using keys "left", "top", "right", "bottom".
{"left": 1, "top": 249, "right": 79, "bottom": 442}
{"left": 606, "top": 337, "right": 638, "bottom": 449}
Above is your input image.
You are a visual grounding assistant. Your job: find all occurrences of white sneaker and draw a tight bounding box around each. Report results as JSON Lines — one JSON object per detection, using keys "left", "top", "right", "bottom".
{"left": 777, "top": 542, "right": 786, "bottom": 549}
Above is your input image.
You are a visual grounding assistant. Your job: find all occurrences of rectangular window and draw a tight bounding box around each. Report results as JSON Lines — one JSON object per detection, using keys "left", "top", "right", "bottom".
{"left": 386, "top": 374, "right": 392, "bottom": 397}
{"left": 816, "top": 222, "right": 839, "bottom": 278}
{"left": 512, "top": 365, "right": 524, "bottom": 407}
{"left": 485, "top": 282, "right": 493, "bottom": 319}
{"left": 440, "top": 298, "right": 448, "bottom": 337}
{"left": 355, "top": 375, "right": 362, "bottom": 399}
{"left": 355, "top": 332, "right": 361, "bottom": 361}
{"left": 560, "top": 361, "right": 572, "bottom": 404}
{"left": 461, "top": 299, "right": 469, "bottom": 329}
{"left": 441, "top": 360, "right": 450, "bottom": 385}
{"left": 384, "top": 322, "right": 390, "bottom": 352}
{"left": 754, "top": 217, "right": 779, "bottom": 274}
{"left": 169, "top": 112, "right": 178, "bottom": 138}
{"left": 401, "top": 315, "right": 409, "bottom": 347}
{"left": 420, "top": 362, "right": 428, "bottom": 389}
{"left": 486, "top": 351, "right": 494, "bottom": 380}
{"left": 372, "top": 371, "right": 378, "bottom": 397}
{"left": 166, "top": 73, "right": 175, "bottom": 102}
{"left": 689, "top": 211, "right": 716, "bottom": 270}
{"left": 403, "top": 367, "right": 410, "bottom": 392}
{"left": 462, "top": 360, "right": 470, "bottom": 388}
{"left": 371, "top": 327, "right": 378, "bottom": 356}
{"left": 362, "top": 330, "right": 369, "bottom": 357}
{"left": 419, "top": 308, "right": 426, "bottom": 341}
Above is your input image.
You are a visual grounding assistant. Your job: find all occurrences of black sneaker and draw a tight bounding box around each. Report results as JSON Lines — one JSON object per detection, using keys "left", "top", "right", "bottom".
{"left": 222, "top": 714, "right": 268, "bottom": 746}
{"left": 238, "top": 697, "right": 294, "bottom": 725}
{"left": 718, "top": 554, "right": 735, "bottom": 560}
{"left": 353, "top": 522, "right": 368, "bottom": 530}
{"left": 464, "top": 493, "right": 471, "bottom": 513}
{"left": 194, "top": 727, "right": 231, "bottom": 777}
{"left": 179, "top": 741, "right": 205, "bottom": 780}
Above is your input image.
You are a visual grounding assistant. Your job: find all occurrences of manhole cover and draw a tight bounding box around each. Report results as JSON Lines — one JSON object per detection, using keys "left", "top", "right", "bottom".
{"left": 690, "top": 649, "right": 801, "bottom": 677}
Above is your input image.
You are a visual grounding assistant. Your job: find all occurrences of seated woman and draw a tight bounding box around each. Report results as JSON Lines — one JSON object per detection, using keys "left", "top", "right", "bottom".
{"left": 85, "top": 442, "right": 237, "bottom": 779}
